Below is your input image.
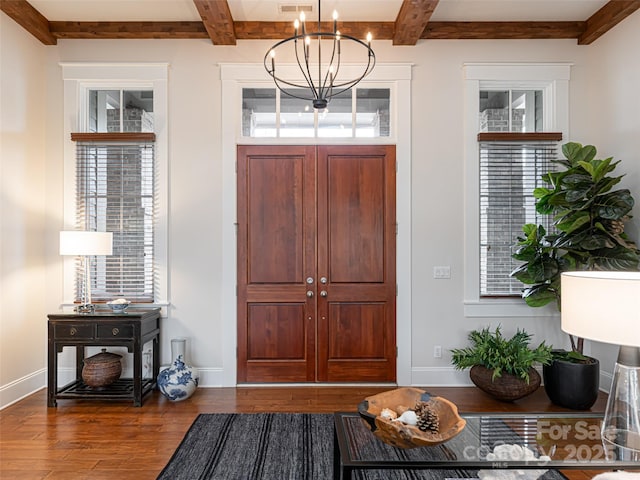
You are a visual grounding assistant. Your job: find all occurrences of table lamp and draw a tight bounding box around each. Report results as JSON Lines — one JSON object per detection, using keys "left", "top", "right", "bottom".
{"left": 561, "top": 271, "right": 640, "bottom": 453}
{"left": 60, "top": 231, "right": 113, "bottom": 313}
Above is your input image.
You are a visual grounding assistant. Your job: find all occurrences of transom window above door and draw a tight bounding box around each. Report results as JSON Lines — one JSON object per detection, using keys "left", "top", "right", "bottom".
{"left": 241, "top": 87, "right": 390, "bottom": 138}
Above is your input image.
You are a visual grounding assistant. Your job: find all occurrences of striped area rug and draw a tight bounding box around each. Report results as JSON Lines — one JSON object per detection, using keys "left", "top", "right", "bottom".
{"left": 157, "top": 413, "right": 566, "bottom": 480}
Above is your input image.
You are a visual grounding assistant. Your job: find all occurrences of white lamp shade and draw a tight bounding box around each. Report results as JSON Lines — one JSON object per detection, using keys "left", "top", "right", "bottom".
{"left": 561, "top": 271, "right": 640, "bottom": 348}
{"left": 59, "top": 231, "right": 113, "bottom": 256}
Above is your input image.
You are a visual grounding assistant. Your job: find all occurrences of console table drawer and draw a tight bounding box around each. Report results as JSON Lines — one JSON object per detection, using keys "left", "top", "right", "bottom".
{"left": 54, "top": 324, "right": 95, "bottom": 339}
{"left": 97, "top": 324, "right": 134, "bottom": 339}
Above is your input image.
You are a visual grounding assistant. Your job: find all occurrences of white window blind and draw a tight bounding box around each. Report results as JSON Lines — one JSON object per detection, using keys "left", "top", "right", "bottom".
{"left": 73, "top": 134, "right": 155, "bottom": 302}
{"left": 479, "top": 137, "right": 559, "bottom": 296}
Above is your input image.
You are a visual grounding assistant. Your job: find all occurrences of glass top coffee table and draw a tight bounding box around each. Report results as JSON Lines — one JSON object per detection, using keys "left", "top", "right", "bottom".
{"left": 334, "top": 412, "right": 639, "bottom": 480}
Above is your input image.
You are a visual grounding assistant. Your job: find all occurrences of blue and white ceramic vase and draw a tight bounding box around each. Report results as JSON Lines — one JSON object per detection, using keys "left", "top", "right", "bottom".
{"left": 157, "top": 338, "right": 198, "bottom": 402}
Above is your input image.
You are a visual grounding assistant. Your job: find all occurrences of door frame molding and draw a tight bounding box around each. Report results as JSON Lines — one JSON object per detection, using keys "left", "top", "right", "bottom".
{"left": 220, "top": 63, "right": 413, "bottom": 386}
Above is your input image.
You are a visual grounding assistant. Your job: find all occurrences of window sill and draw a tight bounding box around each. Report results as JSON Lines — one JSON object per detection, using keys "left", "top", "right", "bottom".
{"left": 464, "top": 299, "right": 559, "bottom": 318}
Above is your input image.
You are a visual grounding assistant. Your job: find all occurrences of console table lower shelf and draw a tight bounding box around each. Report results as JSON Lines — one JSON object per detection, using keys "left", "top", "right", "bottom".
{"left": 55, "top": 378, "right": 156, "bottom": 401}
{"left": 334, "top": 412, "right": 639, "bottom": 480}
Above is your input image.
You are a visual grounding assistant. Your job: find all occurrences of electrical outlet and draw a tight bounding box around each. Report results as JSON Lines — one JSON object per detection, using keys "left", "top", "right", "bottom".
{"left": 433, "top": 345, "right": 442, "bottom": 358}
{"left": 433, "top": 266, "right": 451, "bottom": 279}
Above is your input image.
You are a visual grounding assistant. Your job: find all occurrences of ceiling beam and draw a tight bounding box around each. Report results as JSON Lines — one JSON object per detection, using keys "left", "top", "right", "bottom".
{"left": 0, "top": 0, "right": 56, "bottom": 45}
{"left": 48, "top": 21, "right": 209, "bottom": 39}
{"left": 233, "top": 21, "right": 396, "bottom": 41}
{"left": 422, "top": 21, "right": 586, "bottom": 40}
{"left": 45, "top": 20, "right": 395, "bottom": 42}
{"left": 578, "top": 0, "right": 640, "bottom": 45}
{"left": 393, "top": 0, "right": 439, "bottom": 45}
{"left": 44, "top": 20, "right": 587, "bottom": 42}
{"left": 193, "top": 0, "right": 236, "bottom": 45}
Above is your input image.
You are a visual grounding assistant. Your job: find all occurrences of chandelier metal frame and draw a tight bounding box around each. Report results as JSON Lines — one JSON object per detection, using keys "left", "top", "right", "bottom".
{"left": 264, "top": 1, "right": 375, "bottom": 110}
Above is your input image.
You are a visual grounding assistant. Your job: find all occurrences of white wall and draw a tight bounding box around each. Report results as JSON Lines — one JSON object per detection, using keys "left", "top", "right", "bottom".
{"left": 1, "top": 11, "right": 639, "bottom": 406}
{"left": 0, "top": 13, "right": 52, "bottom": 406}
{"left": 583, "top": 12, "right": 640, "bottom": 386}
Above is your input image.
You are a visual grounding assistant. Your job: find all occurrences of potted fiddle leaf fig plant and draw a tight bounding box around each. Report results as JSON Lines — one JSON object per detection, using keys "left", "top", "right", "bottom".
{"left": 511, "top": 142, "right": 640, "bottom": 409}
{"left": 451, "top": 326, "right": 552, "bottom": 402}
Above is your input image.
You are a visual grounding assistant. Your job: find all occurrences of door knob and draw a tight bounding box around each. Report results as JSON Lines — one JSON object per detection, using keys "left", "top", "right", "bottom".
{"left": 320, "top": 290, "right": 328, "bottom": 297}
{"left": 306, "top": 290, "right": 314, "bottom": 298}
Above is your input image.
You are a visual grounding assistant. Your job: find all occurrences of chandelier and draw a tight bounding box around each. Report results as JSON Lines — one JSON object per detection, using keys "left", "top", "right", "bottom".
{"left": 264, "top": 0, "right": 375, "bottom": 110}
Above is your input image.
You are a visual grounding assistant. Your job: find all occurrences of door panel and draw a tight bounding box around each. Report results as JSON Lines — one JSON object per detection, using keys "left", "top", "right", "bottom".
{"left": 327, "top": 303, "right": 387, "bottom": 358}
{"left": 237, "top": 144, "right": 396, "bottom": 383}
{"left": 317, "top": 146, "right": 396, "bottom": 382}
{"left": 327, "top": 153, "right": 386, "bottom": 283}
{"left": 237, "top": 145, "right": 317, "bottom": 383}
{"left": 247, "top": 155, "right": 304, "bottom": 284}
{"left": 244, "top": 303, "right": 310, "bottom": 383}
{"left": 247, "top": 304, "right": 306, "bottom": 359}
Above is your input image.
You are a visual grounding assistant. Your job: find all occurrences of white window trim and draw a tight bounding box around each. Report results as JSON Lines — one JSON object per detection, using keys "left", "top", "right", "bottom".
{"left": 463, "top": 63, "right": 571, "bottom": 318}
{"left": 223, "top": 63, "right": 408, "bottom": 145}
{"left": 60, "top": 63, "right": 169, "bottom": 307}
{"left": 220, "top": 62, "right": 413, "bottom": 386}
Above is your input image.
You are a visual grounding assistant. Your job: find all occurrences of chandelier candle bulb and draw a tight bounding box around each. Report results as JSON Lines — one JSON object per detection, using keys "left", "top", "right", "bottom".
{"left": 294, "top": 19, "right": 299, "bottom": 36}
{"left": 333, "top": 10, "right": 338, "bottom": 31}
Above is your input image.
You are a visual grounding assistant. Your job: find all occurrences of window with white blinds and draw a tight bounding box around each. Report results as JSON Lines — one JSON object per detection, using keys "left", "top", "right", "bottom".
{"left": 73, "top": 134, "right": 155, "bottom": 302}
{"left": 479, "top": 137, "right": 559, "bottom": 296}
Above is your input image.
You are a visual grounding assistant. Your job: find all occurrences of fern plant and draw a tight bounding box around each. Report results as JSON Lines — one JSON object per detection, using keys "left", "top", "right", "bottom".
{"left": 450, "top": 326, "right": 552, "bottom": 383}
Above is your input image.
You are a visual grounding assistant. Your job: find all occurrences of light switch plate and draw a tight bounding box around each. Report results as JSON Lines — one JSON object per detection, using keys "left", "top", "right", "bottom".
{"left": 433, "top": 266, "right": 451, "bottom": 279}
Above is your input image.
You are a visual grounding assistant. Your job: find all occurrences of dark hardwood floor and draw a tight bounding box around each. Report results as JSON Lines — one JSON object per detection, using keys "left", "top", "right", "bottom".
{"left": 0, "top": 386, "right": 616, "bottom": 479}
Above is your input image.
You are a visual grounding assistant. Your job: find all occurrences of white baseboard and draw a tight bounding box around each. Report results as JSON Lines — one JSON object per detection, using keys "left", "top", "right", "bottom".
{"left": 192, "top": 367, "right": 225, "bottom": 387}
{"left": 1, "top": 365, "right": 611, "bottom": 409}
{"left": 0, "top": 369, "right": 46, "bottom": 410}
{"left": 0, "top": 366, "right": 227, "bottom": 409}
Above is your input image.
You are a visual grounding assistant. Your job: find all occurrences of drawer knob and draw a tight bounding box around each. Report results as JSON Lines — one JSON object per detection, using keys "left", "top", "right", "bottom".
{"left": 112, "top": 328, "right": 120, "bottom": 336}
{"left": 70, "top": 327, "right": 77, "bottom": 336}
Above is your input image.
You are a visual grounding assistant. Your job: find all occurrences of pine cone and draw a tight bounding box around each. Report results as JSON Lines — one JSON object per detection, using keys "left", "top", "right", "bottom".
{"left": 414, "top": 401, "right": 440, "bottom": 433}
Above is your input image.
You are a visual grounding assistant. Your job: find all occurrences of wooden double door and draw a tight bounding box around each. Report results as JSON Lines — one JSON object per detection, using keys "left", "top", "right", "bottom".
{"left": 237, "top": 145, "right": 396, "bottom": 383}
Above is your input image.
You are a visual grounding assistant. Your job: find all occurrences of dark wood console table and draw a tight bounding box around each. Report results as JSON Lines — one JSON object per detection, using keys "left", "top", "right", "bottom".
{"left": 47, "top": 309, "right": 160, "bottom": 407}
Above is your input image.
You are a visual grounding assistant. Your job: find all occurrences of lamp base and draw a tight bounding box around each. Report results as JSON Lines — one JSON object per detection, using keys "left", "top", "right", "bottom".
{"left": 75, "top": 304, "right": 95, "bottom": 314}
{"left": 601, "top": 346, "right": 640, "bottom": 454}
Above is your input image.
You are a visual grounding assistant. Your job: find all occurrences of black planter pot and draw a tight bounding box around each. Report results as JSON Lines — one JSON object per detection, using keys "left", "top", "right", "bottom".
{"left": 543, "top": 356, "right": 600, "bottom": 410}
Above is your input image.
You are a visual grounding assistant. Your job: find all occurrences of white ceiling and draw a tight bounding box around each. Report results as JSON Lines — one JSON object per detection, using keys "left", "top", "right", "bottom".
{"left": 29, "top": 0, "right": 610, "bottom": 23}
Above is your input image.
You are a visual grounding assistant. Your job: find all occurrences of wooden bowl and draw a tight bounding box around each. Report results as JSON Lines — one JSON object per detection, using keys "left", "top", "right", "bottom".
{"left": 358, "top": 387, "right": 466, "bottom": 449}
